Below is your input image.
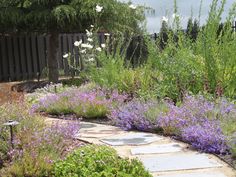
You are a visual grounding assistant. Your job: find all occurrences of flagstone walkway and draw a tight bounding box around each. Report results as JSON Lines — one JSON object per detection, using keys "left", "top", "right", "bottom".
{"left": 46, "top": 118, "right": 236, "bottom": 177}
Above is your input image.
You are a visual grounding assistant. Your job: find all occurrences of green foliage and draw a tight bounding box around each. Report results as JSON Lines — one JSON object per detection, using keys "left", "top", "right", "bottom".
{"left": 149, "top": 0, "right": 236, "bottom": 100}
{"left": 88, "top": 51, "right": 158, "bottom": 99}
{"left": 0, "top": 103, "right": 79, "bottom": 176}
{"left": 0, "top": 103, "right": 44, "bottom": 167}
{"left": 53, "top": 145, "right": 152, "bottom": 177}
{"left": 0, "top": 0, "right": 145, "bottom": 33}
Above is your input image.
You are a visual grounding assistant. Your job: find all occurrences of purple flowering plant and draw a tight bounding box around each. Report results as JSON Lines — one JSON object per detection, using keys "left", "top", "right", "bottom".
{"left": 32, "top": 85, "right": 127, "bottom": 119}
{"left": 0, "top": 103, "right": 80, "bottom": 176}
{"left": 158, "top": 95, "right": 236, "bottom": 153}
{"left": 109, "top": 95, "right": 236, "bottom": 154}
{"left": 109, "top": 99, "right": 168, "bottom": 131}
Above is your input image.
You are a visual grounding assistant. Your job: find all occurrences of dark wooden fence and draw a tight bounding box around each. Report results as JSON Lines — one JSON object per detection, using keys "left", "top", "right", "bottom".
{"left": 0, "top": 33, "right": 106, "bottom": 82}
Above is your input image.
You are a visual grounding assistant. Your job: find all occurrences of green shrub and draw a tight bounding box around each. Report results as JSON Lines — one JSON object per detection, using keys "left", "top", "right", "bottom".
{"left": 88, "top": 51, "right": 159, "bottom": 99}
{"left": 53, "top": 145, "right": 151, "bottom": 177}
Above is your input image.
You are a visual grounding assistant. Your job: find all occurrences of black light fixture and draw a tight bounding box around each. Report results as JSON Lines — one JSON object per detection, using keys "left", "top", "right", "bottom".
{"left": 3, "top": 120, "right": 20, "bottom": 148}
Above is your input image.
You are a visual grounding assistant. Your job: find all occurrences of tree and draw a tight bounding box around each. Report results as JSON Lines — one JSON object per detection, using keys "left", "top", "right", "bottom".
{"left": 159, "top": 21, "right": 169, "bottom": 50}
{"left": 191, "top": 19, "right": 199, "bottom": 41}
{"left": 186, "top": 18, "right": 199, "bottom": 41}
{"left": 186, "top": 18, "right": 193, "bottom": 37}
{"left": 0, "top": 0, "right": 145, "bottom": 82}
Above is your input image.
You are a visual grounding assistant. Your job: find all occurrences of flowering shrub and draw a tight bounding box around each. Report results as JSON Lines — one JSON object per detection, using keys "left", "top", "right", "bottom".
{"left": 110, "top": 95, "right": 235, "bottom": 154}
{"left": 0, "top": 103, "right": 80, "bottom": 176}
{"left": 109, "top": 99, "right": 167, "bottom": 131}
{"left": 32, "top": 85, "right": 127, "bottom": 118}
{"left": 181, "top": 120, "right": 228, "bottom": 153}
{"left": 157, "top": 95, "right": 235, "bottom": 153}
{"left": 64, "top": 25, "right": 107, "bottom": 74}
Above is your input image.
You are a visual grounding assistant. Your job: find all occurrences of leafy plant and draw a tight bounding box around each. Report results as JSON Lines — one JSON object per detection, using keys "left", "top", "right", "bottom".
{"left": 53, "top": 145, "right": 151, "bottom": 177}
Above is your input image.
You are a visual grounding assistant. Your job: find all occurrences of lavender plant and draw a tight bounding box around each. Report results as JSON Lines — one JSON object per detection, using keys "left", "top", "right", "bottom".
{"left": 109, "top": 99, "right": 167, "bottom": 131}
{"left": 32, "top": 84, "right": 127, "bottom": 119}
{"left": 109, "top": 94, "right": 235, "bottom": 154}
{"left": 0, "top": 103, "right": 80, "bottom": 176}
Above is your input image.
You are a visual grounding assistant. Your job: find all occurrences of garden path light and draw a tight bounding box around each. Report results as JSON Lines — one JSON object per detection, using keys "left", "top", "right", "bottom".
{"left": 3, "top": 120, "right": 19, "bottom": 148}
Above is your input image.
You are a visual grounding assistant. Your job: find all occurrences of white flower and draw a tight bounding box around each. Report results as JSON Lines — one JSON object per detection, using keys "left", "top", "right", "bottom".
{"left": 81, "top": 43, "right": 93, "bottom": 49}
{"left": 87, "top": 38, "right": 93, "bottom": 42}
{"left": 96, "top": 5, "right": 103, "bottom": 12}
{"left": 129, "top": 4, "right": 136, "bottom": 9}
{"left": 104, "top": 33, "right": 110, "bottom": 36}
{"left": 90, "top": 25, "right": 94, "bottom": 28}
{"left": 96, "top": 47, "right": 102, "bottom": 52}
{"left": 81, "top": 49, "right": 86, "bottom": 54}
{"left": 101, "top": 44, "right": 106, "bottom": 48}
{"left": 88, "top": 58, "right": 95, "bottom": 62}
{"left": 63, "top": 53, "right": 69, "bottom": 58}
{"left": 87, "top": 44, "right": 93, "bottom": 49}
{"left": 86, "top": 29, "right": 93, "bottom": 37}
{"left": 172, "top": 13, "right": 179, "bottom": 19}
{"left": 162, "top": 16, "right": 168, "bottom": 23}
{"left": 74, "top": 40, "right": 82, "bottom": 47}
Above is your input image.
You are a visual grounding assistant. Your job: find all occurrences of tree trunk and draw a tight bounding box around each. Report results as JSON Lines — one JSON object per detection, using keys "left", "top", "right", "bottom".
{"left": 48, "top": 32, "right": 59, "bottom": 83}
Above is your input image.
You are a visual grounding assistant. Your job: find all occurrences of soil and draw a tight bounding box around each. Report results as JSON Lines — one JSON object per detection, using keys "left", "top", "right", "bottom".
{"left": 0, "top": 82, "right": 24, "bottom": 105}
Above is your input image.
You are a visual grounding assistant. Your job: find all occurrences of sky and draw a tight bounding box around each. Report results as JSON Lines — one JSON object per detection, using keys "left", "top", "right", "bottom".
{"left": 121, "top": 0, "right": 236, "bottom": 33}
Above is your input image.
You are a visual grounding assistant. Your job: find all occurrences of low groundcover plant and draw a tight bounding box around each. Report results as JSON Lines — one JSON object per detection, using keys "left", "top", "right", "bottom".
{"left": 109, "top": 95, "right": 236, "bottom": 154}
{"left": 32, "top": 84, "right": 127, "bottom": 119}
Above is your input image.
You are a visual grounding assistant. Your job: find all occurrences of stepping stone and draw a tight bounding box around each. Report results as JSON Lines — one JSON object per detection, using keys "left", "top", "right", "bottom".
{"left": 80, "top": 122, "right": 97, "bottom": 129}
{"left": 131, "top": 143, "right": 182, "bottom": 155}
{"left": 78, "top": 123, "right": 124, "bottom": 138}
{"left": 155, "top": 172, "right": 227, "bottom": 177}
{"left": 140, "top": 153, "right": 222, "bottom": 172}
{"left": 101, "top": 133, "right": 163, "bottom": 146}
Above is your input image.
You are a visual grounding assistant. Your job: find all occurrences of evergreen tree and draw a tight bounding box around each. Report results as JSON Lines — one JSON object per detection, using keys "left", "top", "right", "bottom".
{"left": 191, "top": 19, "right": 199, "bottom": 41}
{"left": 159, "top": 21, "right": 169, "bottom": 50}
{"left": 0, "top": 0, "right": 145, "bottom": 82}
{"left": 186, "top": 18, "right": 193, "bottom": 37}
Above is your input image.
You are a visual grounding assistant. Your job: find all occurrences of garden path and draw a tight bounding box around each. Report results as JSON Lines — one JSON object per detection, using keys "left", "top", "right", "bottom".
{"left": 45, "top": 118, "right": 236, "bottom": 177}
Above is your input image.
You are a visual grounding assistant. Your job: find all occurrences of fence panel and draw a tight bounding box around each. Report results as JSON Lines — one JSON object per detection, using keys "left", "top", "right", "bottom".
{"left": 37, "top": 35, "right": 47, "bottom": 73}
{"left": 0, "top": 33, "right": 112, "bottom": 82}
{"left": 0, "top": 36, "right": 9, "bottom": 81}
{"left": 13, "top": 36, "right": 21, "bottom": 80}
{"left": 19, "top": 36, "right": 27, "bottom": 80}
{"left": 6, "top": 37, "right": 15, "bottom": 81}
{"left": 31, "top": 35, "right": 39, "bottom": 77}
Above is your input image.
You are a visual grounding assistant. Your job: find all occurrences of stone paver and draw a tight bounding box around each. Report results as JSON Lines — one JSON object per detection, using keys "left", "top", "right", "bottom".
{"left": 139, "top": 153, "right": 222, "bottom": 172}
{"left": 45, "top": 118, "right": 236, "bottom": 177}
{"left": 155, "top": 171, "right": 227, "bottom": 177}
{"left": 101, "top": 132, "right": 163, "bottom": 146}
{"left": 79, "top": 122, "right": 125, "bottom": 138}
{"left": 131, "top": 143, "right": 182, "bottom": 155}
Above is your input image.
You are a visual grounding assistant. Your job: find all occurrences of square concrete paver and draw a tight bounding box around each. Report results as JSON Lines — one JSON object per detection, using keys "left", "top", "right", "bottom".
{"left": 101, "top": 133, "right": 163, "bottom": 146}
{"left": 131, "top": 143, "right": 182, "bottom": 155}
{"left": 140, "top": 153, "right": 222, "bottom": 172}
{"left": 155, "top": 172, "right": 227, "bottom": 177}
